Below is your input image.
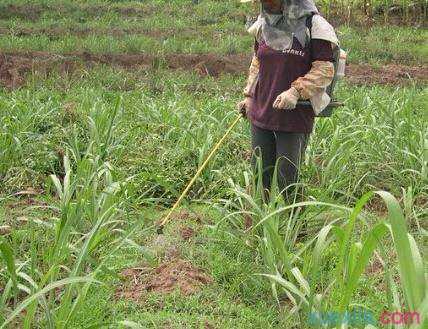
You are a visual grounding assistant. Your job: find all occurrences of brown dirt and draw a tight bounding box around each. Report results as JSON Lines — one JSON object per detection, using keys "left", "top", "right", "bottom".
{"left": 5, "top": 197, "right": 48, "bottom": 210}
{"left": 180, "top": 226, "right": 196, "bottom": 241}
{"left": 116, "top": 259, "right": 212, "bottom": 300}
{"left": 414, "top": 195, "right": 428, "bottom": 209}
{"left": 364, "top": 255, "right": 384, "bottom": 275}
{"left": 171, "top": 209, "right": 205, "bottom": 224}
{"left": 346, "top": 63, "right": 428, "bottom": 85}
{"left": 1, "top": 51, "right": 426, "bottom": 90}
{"left": 0, "top": 51, "right": 248, "bottom": 89}
{"left": 244, "top": 214, "right": 253, "bottom": 230}
{"left": 0, "top": 52, "right": 81, "bottom": 89}
{"left": 0, "top": 4, "right": 43, "bottom": 21}
{"left": 364, "top": 195, "right": 388, "bottom": 217}
{"left": 204, "top": 321, "right": 215, "bottom": 329}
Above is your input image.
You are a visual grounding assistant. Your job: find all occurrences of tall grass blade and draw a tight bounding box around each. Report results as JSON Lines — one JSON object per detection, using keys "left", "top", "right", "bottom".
{"left": 336, "top": 192, "right": 374, "bottom": 293}
{"left": 1, "top": 277, "right": 99, "bottom": 329}
{"left": 0, "top": 238, "right": 18, "bottom": 306}
{"left": 340, "top": 222, "right": 389, "bottom": 310}
{"left": 376, "top": 191, "right": 425, "bottom": 310}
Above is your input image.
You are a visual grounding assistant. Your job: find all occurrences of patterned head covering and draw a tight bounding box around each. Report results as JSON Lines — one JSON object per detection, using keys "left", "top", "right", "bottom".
{"left": 247, "top": 0, "right": 319, "bottom": 51}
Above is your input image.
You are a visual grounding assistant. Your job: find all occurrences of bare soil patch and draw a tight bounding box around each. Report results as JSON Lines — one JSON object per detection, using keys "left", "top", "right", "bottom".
{"left": 0, "top": 4, "right": 43, "bottom": 21}
{"left": 244, "top": 214, "right": 253, "bottom": 231}
{"left": 365, "top": 254, "right": 384, "bottom": 275}
{"left": 364, "top": 195, "right": 388, "bottom": 217}
{"left": 116, "top": 259, "right": 213, "bottom": 301}
{"left": 0, "top": 51, "right": 247, "bottom": 89}
{"left": 180, "top": 226, "right": 196, "bottom": 241}
{"left": 170, "top": 209, "right": 205, "bottom": 224}
{"left": 1, "top": 51, "right": 426, "bottom": 89}
{"left": 415, "top": 195, "right": 428, "bottom": 209}
{"left": 5, "top": 188, "right": 48, "bottom": 210}
{"left": 0, "top": 52, "right": 81, "bottom": 89}
{"left": 346, "top": 63, "right": 428, "bottom": 85}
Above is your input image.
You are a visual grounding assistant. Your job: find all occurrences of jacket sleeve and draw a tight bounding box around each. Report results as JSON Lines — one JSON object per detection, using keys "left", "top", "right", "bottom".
{"left": 291, "top": 60, "right": 334, "bottom": 100}
{"left": 243, "top": 54, "right": 260, "bottom": 97}
{"left": 243, "top": 40, "right": 260, "bottom": 97}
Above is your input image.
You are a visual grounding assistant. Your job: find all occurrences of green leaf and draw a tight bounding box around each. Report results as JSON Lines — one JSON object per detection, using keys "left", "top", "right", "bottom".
{"left": 259, "top": 273, "right": 309, "bottom": 306}
{"left": 336, "top": 191, "right": 373, "bottom": 293}
{"left": 376, "top": 191, "right": 425, "bottom": 310}
{"left": 0, "top": 238, "right": 18, "bottom": 299}
{"left": 1, "top": 276, "right": 99, "bottom": 329}
{"left": 340, "top": 222, "right": 388, "bottom": 310}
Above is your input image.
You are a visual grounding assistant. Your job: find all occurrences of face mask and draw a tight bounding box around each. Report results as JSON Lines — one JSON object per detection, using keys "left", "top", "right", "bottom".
{"left": 264, "top": 13, "right": 282, "bottom": 25}
{"left": 254, "top": 0, "right": 320, "bottom": 51}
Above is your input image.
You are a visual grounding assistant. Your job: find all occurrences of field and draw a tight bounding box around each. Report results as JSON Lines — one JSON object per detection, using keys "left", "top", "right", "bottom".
{"left": 0, "top": 0, "right": 427, "bottom": 328}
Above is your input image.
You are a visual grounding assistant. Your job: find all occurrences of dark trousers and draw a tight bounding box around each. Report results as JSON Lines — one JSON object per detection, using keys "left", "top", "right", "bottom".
{"left": 251, "top": 124, "right": 309, "bottom": 203}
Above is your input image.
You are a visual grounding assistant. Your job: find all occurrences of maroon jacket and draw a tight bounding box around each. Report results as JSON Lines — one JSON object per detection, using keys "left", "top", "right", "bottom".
{"left": 248, "top": 38, "right": 333, "bottom": 133}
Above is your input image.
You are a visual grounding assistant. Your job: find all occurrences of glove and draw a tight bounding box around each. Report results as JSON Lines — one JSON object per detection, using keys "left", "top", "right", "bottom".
{"left": 273, "top": 87, "right": 300, "bottom": 110}
{"left": 237, "top": 97, "right": 252, "bottom": 118}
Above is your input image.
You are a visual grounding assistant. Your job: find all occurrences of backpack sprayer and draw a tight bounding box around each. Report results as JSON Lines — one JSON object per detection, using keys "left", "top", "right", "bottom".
{"left": 297, "top": 47, "right": 346, "bottom": 117}
{"left": 300, "top": 13, "right": 347, "bottom": 117}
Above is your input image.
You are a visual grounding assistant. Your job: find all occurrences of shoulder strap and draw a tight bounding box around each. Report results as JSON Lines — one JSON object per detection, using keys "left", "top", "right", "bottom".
{"left": 306, "top": 13, "right": 315, "bottom": 42}
{"left": 305, "top": 13, "right": 315, "bottom": 59}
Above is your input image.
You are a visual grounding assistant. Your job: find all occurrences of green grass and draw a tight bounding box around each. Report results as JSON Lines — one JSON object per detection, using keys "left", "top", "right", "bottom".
{"left": 1, "top": 69, "right": 426, "bottom": 200}
{"left": 0, "top": 0, "right": 425, "bottom": 64}
{"left": 1, "top": 68, "right": 426, "bottom": 327}
{"left": 339, "top": 26, "right": 428, "bottom": 64}
{"left": 0, "top": 1, "right": 427, "bottom": 328}
{"left": 69, "top": 209, "right": 292, "bottom": 328}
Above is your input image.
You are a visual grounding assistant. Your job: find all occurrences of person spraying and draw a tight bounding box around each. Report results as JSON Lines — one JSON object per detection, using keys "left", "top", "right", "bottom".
{"left": 237, "top": 0, "right": 340, "bottom": 202}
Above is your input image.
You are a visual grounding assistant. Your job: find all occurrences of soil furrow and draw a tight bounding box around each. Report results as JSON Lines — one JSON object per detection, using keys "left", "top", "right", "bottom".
{"left": 1, "top": 51, "right": 426, "bottom": 89}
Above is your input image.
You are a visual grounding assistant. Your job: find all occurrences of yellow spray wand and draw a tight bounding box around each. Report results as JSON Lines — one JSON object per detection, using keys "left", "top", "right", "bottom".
{"left": 157, "top": 114, "right": 242, "bottom": 234}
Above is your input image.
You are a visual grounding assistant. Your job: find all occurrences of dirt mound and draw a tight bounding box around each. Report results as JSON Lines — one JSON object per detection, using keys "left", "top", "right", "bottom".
{"left": 0, "top": 52, "right": 80, "bottom": 89}
{"left": 0, "top": 51, "right": 248, "bottom": 89}
{"left": 116, "top": 259, "right": 212, "bottom": 300}
{"left": 80, "top": 52, "right": 247, "bottom": 75}
{"left": 0, "top": 53, "right": 32, "bottom": 89}
{"left": 364, "top": 195, "right": 388, "bottom": 217}
{"left": 346, "top": 63, "right": 428, "bottom": 85}
{"left": 171, "top": 210, "right": 204, "bottom": 223}
{"left": 1, "top": 51, "right": 426, "bottom": 89}
{"left": 180, "top": 226, "right": 196, "bottom": 240}
{"left": 0, "top": 4, "right": 42, "bottom": 21}
{"left": 167, "top": 53, "right": 247, "bottom": 76}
